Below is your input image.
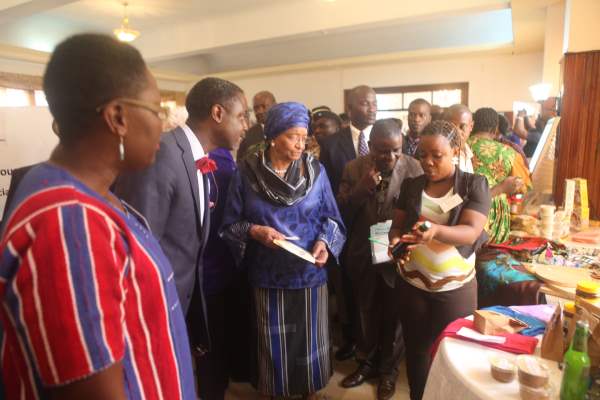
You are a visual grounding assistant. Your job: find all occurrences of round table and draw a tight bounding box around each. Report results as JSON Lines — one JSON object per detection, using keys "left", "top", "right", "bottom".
{"left": 422, "top": 337, "right": 563, "bottom": 400}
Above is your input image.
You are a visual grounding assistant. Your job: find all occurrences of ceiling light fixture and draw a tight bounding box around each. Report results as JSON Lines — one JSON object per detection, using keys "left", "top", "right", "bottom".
{"left": 114, "top": 2, "right": 140, "bottom": 42}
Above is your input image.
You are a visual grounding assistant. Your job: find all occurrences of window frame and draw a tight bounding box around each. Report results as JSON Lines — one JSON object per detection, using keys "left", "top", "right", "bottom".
{"left": 344, "top": 82, "right": 469, "bottom": 111}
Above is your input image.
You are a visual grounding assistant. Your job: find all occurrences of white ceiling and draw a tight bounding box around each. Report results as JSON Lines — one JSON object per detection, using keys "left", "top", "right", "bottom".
{"left": 151, "top": 8, "right": 514, "bottom": 75}
{"left": 0, "top": 0, "right": 555, "bottom": 79}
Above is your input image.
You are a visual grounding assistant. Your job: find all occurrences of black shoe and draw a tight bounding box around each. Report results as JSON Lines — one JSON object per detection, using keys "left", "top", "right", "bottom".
{"left": 377, "top": 378, "right": 396, "bottom": 400}
{"left": 340, "top": 364, "right": 378, "bottom": 388}
{"left": 335, "top": 343, "right": 357, "bottom": 361}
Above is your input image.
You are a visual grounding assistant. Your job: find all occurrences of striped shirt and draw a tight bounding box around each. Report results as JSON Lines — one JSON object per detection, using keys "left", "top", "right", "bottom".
{"left": 0, "top": 164, "right": 195, "bottom": 399}
{"left": 400, "top": 190, "right": 475, "bottom": 292}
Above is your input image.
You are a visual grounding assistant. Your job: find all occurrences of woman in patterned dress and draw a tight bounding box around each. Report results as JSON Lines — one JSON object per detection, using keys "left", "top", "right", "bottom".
{"left": 468, "top": 108, "right": 531, "bottom": 243}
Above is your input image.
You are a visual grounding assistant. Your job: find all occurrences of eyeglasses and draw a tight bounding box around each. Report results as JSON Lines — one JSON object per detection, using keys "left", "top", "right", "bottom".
{"left": 96, "top": 98, "right": 168, "bottom": 121}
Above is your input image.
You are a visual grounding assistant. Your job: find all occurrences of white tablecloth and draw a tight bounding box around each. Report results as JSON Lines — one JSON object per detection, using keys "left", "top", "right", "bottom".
{"left": 422, "top": 337, "right": 563, "bottom": 400}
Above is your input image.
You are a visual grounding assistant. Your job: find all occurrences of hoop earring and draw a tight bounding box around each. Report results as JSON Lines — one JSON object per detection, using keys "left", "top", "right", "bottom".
{"left": 119, "top": 136, "right": 125, "bottom": 161}
{"left": 271, "top": 141, "right": 276, "bottom": 147}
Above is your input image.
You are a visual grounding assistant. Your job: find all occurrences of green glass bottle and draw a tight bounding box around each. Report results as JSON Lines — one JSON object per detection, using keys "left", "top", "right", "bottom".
{"left": 560, "top": 320, "right": 591, "bottom": 400}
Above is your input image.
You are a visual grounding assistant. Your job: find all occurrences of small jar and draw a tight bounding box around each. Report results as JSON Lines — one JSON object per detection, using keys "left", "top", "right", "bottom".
{"left": 489, "top": 354, "right": 516, "bottom": 383}
{"left": 576, "top": 280, "right": 600, "bottom": 307}
{"left": 519, "top": 383, "right": 553, "bottom": 400}
{"left": 517, "top": 355, "right": 550, "bottom": 389}
{"left": 510, "top": 193, "right": 525, "bottom": 215}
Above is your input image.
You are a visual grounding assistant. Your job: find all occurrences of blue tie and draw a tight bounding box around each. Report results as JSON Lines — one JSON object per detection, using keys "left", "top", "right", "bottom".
{"left": 358, "top": 130, "right": 369, "bottom": 156}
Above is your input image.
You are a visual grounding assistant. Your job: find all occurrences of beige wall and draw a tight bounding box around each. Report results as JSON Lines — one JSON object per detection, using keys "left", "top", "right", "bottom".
{"left": 233, "top": 51, "right": 543, "bottom": 113}
{"left": 0, "top": 49, "right": 544, "bottom": 114}
{"left": 564, "top": 0, "right": 600, "bottom": 53}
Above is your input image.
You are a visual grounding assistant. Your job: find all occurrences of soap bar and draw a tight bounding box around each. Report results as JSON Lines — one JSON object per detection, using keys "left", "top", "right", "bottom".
{"left": 474, "top": 310, "right": 528, "bottom": 335}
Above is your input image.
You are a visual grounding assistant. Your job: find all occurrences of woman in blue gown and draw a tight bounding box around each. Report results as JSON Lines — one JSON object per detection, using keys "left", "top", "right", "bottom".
{"left": 221, "top": 102, "right": 345, "bottom": 400}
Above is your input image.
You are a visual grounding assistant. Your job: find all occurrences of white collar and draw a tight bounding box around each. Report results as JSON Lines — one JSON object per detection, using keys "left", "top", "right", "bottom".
{"left": 462, "top": 142, "right": 473, "bottom": 158}
{"left": 181, "top": 123, "right": 206, "bottom": 161}
{"left": 350, "top": 124, "right": 373, "bottom": 136}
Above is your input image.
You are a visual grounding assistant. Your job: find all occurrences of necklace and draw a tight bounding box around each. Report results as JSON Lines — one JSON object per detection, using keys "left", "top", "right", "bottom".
{"left": 273, "top": 167, "right": 287, "bottom": 174}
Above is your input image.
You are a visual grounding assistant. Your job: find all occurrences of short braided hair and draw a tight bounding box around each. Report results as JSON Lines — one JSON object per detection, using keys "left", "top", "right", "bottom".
{"left": 472, "top": 107, "right": 499, "bottom": 133}
{"left": 421, "top": 120, "right": 462, "bottom": 149}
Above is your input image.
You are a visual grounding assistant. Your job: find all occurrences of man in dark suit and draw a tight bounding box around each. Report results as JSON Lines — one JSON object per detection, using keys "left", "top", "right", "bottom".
{"left": 403, "top": 98, "right": 431, "bottom": 157}
{"left": 337, "top": 120, "right": 422, "bottom": 400}
{"left": 236, "top": 90, "right": 276, "bottom": 162}
{"left": 319, "top": 85, "right": 377, "bottom": 362}
{"left": 320, "top": 85, "right": 377, "bottom": 194}
{"left": 114, "top": 77, "right": 248, "bottom": 400}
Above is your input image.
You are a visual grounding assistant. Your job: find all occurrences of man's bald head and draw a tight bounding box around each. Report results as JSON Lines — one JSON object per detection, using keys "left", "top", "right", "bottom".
{"left": 347, "top": 85, "right": 377, "bottom": 129}
{"left": 253, "top": 90, "right": 276, "bottom": 125}
{"left": 443, "top": 104, "right": 473, "bottom": 141}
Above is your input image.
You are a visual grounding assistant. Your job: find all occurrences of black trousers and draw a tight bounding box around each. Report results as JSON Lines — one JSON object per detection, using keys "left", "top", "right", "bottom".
{"left": 191, "top": 276, "right": 252, "bottom": 400}
{"left": 327, "top": 259, "right": 356, "bottom": 345}
{"left": 353, "top": 266, "right": 405, "bottom": 378}
{"left": 397, "top": 277, "right": 477, "bottom": 400}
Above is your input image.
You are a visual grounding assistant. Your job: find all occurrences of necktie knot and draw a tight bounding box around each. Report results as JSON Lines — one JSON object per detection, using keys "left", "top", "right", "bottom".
{"left": 358, "top": 130, "right": 369, "bottom": 157}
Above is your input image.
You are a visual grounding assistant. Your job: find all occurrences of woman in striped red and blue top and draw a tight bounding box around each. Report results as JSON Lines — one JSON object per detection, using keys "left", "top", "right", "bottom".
{"left": 0, "top": 34, "right": 195, "bottom": 400}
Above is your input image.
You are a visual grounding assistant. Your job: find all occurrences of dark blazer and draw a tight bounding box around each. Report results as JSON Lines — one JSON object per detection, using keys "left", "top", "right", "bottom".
{"left": 395, "top": 169, "right": 491, "bottom": 258}
{"left": 236, "top": 123, "right": 264, "bottom": 162}
{"left": 1, "top": 164, "right": 36, "bottom": 224}
{"left": 338, "top": 154, "right": 423, "bottom": 287}
{"left": 319, "top": 126, "right": 356, "bottom": 194}
{"left": 114, "top": 126, "right": 210, "bottom": 345}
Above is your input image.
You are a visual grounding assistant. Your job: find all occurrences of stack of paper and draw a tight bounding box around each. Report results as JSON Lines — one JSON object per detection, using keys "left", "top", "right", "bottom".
{"left": 370, "top": 220, "right": 392, "bottom": 265}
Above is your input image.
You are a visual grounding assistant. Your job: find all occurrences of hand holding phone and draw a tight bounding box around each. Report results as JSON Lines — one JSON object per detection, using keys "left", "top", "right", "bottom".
{"left": 390, "top": 221, "right": 432, "bottom": 259}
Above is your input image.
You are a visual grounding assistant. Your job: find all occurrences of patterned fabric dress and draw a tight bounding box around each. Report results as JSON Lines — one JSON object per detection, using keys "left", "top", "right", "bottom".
{"left": 468, "top": 136, "right": 517, "bottom": 244}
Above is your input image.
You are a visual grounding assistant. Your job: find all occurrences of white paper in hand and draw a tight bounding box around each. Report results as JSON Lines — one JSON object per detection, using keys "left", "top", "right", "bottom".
{"left": 370, "top": 220, "right": 392, "bottom": 265}
{"left": 273, "top": 239, "right": 316, "bottom": 264}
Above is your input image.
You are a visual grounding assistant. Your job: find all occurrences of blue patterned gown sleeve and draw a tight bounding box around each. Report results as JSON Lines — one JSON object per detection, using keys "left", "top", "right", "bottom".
{"left": 219, "top": 165, "right": 346, "bottom": 289}
{"left": 315, "top": 168, "right": 345, "bottom": 260}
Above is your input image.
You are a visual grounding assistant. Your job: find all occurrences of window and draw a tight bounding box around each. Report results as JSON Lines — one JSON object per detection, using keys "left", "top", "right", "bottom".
{"left": 345, "top": 82, "right": 468, "bottom": 131}
{"left": 0, "top": 88, "right": 31, "bottom": 107}
{"left": 34, "top": 90, "right": 48, "bottom": 106}
{"left": 0, "top": 87, "right": 50, "bottom": 107}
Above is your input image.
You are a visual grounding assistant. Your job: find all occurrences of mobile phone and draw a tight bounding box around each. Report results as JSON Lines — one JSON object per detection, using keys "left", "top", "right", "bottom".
{"left": 390, "top": 221, "right": 432, "bottom": 259}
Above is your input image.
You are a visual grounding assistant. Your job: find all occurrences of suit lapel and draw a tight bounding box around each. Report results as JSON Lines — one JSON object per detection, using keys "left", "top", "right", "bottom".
{"left": 385, "top": 157, "right": 407, "bottom": 211}
{"left": 201, "top": 174, "right": 211, "bottom": 249}
{"left": 339, "top": 128, "right": 356, "bottom": 160}
{"left": 173, "top": 127, "right": 204, "bottom": 230}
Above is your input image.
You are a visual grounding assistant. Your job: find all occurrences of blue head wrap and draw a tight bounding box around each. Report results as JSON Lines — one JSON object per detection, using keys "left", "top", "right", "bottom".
{"left": 263, "top": 102, "right": 310, "bottom": 140}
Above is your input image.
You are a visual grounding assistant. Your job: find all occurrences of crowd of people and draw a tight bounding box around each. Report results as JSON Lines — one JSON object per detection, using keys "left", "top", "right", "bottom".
{"left": 0, "top": 33, "right": 552, "bottom": 400}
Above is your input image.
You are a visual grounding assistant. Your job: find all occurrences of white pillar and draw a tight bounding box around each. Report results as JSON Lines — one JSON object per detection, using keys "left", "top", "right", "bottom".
{"left": 542, "top": 1, "right": 565, "bottom": 97}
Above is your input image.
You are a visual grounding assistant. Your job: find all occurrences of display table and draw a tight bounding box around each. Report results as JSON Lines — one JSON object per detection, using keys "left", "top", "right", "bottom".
{"left": 422, "top": 337, "right": 562, "bottom": 400}
{"left": 477, "top": 234, "right": 600, "bottom": 308}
